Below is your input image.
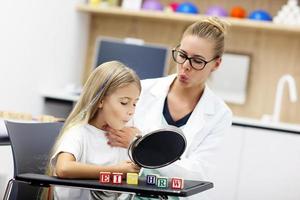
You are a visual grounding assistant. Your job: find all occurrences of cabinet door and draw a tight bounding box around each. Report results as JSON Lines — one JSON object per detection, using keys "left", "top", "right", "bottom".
{"left": 238, "top": 128, "right": 300, "bottom": 200}
{"left": 211, "top": 125, "right": 246, "bottom": 200}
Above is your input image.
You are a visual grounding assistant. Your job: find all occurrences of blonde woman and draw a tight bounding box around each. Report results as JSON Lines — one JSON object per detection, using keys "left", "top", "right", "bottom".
{"left": 48, "top": 61, "right": 141, "bottom": 200}
{"left": 106, "top": 17, "right": 233, "bottom": 200}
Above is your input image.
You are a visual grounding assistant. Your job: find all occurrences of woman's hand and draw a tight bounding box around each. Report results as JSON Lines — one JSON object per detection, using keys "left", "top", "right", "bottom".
{"left": 114, "top": 160, "right": 140, "bottom": 173}
{"left": 105, "top": 126, "right": 140, "bottom": 148}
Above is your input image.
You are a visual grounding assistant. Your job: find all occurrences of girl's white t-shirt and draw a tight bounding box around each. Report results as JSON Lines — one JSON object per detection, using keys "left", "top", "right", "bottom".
{"left": 50, "top": 124, "right": 129, "bottom": 200}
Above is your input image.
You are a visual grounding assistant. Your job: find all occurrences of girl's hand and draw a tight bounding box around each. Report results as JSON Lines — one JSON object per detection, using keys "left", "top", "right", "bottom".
{"left": 114, "top": 160, "right": 140, "bottom": 173}
{"left": 105, "top": 126, "right": 140, "bottom": 148}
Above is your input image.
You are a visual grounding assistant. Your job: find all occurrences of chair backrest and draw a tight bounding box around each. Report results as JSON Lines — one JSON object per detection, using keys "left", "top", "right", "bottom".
{"left": 5, "top": 121, "right": 63, "bottom": 175}
{"left": 5, "top": 121, "right": 63, "bottom": 200}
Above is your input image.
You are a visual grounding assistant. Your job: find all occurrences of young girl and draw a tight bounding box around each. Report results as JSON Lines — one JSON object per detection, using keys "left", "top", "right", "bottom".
{"left": 49, "top": 61, "right": 141, "bottom": 200}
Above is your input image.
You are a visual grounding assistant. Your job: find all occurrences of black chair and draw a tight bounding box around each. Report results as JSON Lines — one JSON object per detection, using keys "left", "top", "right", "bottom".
{"left": 3, "top": 121, "right": 213, "bottom": 200}
{"left": 3, "top": 121, "right": 63, "bottom": 200}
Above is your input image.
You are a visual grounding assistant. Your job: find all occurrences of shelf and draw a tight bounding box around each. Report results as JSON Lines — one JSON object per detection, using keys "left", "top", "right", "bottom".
{"left": 76, "top": 4, "right": 300, "bottom": 34}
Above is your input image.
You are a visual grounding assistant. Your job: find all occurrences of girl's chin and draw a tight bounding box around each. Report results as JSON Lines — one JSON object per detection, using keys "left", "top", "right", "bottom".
{"left": 111, "top": 124, "right": 125, "bottom": 131}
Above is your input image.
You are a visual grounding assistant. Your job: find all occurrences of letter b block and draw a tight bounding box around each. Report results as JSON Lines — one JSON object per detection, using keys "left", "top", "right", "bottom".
{"left": 99, "top": 172, "right": 111, "bottom": 183}
{"left": 156, "top": 177, "right": 168, "bottom": 188}
{"left": 127, "top": 173, "right": 139, "bottom": 185}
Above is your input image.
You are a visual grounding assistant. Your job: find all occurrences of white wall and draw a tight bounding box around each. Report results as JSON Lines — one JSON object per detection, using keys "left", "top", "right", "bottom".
{"left": 0, "top": 0, "right": 89, "bottom": 115}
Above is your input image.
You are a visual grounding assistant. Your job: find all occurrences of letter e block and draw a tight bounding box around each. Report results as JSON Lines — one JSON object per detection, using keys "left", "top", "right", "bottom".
{"left": 157, "top": 177, "right": 168, "bottom": 188}
{"left": 99, "top": 172, "right": 111, "bottom": 183}
{"left": 171, "top": 178, "right": 184, "bottom": 189}
{"left": 112, "top": 172, "right": 123, "bottom": 184}
{"left": 146, "top": 174, "right": 157, "bottom": 185}
{"left": 126, "top": 173, "right": 139, "bottom": 185}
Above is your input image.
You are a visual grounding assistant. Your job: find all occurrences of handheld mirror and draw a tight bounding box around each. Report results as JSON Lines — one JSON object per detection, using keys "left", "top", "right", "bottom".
{"left": 128, "top": 126, "right": 186, "bottom": 169}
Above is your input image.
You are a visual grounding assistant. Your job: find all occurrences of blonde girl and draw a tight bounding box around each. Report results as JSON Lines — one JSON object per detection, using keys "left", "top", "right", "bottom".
{"left": 47, "top": 61, "right": 141, "bottom": 200}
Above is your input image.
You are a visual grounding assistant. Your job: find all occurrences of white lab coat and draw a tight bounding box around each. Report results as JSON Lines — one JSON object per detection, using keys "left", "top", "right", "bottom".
{"left": 133, "top": 74, "right": 232, "bottom": 200}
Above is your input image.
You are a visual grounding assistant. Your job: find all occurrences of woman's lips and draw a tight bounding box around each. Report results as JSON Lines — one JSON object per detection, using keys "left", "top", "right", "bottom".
{"left": 179, "top": 74, "right": 189, "bottom": 83}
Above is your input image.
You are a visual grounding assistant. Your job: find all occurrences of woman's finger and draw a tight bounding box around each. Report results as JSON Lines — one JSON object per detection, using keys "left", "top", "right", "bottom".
{"left": 106, "top": 132, "right": 122, "bottom": 140}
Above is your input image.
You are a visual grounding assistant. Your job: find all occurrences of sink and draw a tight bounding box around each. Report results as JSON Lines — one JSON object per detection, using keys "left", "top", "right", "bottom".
{"left": 262, "top": 74, "right": 298, "bottom": 123}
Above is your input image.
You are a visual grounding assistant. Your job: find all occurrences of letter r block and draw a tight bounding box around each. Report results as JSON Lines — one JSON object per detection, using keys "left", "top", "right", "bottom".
{"left": 157, "top": 177, "right": 168, "bottom": 188}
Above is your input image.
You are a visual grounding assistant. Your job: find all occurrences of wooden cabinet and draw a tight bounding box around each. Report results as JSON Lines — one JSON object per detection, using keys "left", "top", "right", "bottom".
{"left": 76, "top": 2, "right": 300, "bottom": 124}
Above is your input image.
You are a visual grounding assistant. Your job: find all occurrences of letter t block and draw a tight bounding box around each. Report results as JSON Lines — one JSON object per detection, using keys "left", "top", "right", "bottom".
{"left": 112, "top": 172, "right": 123, "bottom": 184}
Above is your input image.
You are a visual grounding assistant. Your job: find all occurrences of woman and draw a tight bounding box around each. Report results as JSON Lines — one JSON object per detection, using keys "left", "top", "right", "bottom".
{"left": 106, "top": 17, "right": 232, "bottom": 200}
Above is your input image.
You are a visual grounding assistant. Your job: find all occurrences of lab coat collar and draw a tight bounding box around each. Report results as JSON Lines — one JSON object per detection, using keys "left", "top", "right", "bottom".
{"left": 182, "top": 85, "right": 216, "bottom": 154}
{"left": 149, "top": 74, "right": 216, "bottom": 115}
{"left": 148, "top": 74, "right": 217, "bottom": 155}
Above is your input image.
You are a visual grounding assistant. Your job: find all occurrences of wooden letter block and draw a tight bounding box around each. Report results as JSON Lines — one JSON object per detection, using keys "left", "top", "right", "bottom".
{"left": 126, "top": 173, "right": 139, "bottom": 185}
{"left": 99, "top": 172, "right": 111, "bottom": 183}
{"left": 112, "top": 172, "right": 123, "bottom": 184}
{"left": 171, "top": 178, "right": 184, "bottom": 189}
{"left": 156, "top": 177, "right": 168, "bottom": 188}
{"left": 146, "top": 174, "right": 157, "bottom": 185}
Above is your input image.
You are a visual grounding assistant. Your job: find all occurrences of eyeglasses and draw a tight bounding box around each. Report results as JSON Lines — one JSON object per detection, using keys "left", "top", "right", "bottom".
{"left": 172, "top": 48, "right": 219, "bottom": 70}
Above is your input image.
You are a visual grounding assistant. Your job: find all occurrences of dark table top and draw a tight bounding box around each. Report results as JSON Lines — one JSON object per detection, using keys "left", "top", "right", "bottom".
{"left": 17, "top": 173, "right": 213, "bottom": 198}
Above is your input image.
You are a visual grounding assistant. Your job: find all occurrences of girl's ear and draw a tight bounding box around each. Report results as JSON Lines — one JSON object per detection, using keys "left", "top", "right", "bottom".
{"left": 98, "top": 100, "right": 104, "bottom": 109}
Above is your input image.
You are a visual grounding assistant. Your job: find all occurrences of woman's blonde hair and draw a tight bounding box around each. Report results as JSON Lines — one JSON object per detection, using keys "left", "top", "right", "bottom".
{"left": 40, "top": 60, "right": 141, "bottom": 199}
{"left": 183, "top": 16, "right": 229, "bottom": 58}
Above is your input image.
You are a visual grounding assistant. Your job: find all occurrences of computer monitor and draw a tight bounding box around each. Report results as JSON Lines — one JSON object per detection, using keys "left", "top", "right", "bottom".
{"left": 94, "top": 37, "right": 169, "bottom": 79}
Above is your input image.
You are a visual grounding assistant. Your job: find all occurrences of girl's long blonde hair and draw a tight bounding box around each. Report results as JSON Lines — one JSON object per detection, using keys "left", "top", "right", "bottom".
{"left": 41, "top": 60, "right": 141, "bottom": 199}
{"left": 62, "top": 60, "right": 141, "bottom": 133}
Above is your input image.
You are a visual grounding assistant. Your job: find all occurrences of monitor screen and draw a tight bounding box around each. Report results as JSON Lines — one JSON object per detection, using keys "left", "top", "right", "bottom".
{"left": 94, "top": 38, "right": 169, "bottom": 79}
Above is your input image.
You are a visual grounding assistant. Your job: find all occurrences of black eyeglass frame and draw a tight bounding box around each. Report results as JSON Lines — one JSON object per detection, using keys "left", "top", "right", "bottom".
{"left": 172, "top": 46, "right": 219, "bottom": 70}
